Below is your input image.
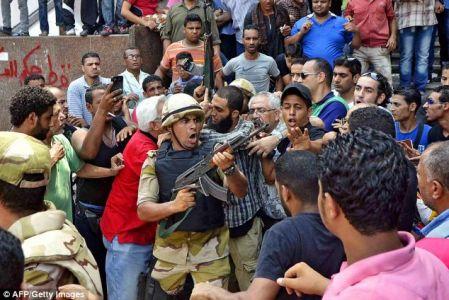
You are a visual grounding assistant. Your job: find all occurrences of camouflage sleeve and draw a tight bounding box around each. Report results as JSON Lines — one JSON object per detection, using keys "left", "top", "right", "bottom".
{"left": 137, "top": 150, "right": 160, "bottom": 206}
{"left": 23, "top": 263, "right": 76, "bottom": 299}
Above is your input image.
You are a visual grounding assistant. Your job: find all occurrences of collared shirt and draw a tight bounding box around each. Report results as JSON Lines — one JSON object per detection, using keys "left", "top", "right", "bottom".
{"left": 277, "top": 0, "right": 308, "bottom": 27}
{"left": 101, "top": 130, "right": 158, "bottom": 245}
{"left": 421, "top": 209, "right": 449, "bottom": 238}
{"left": 311, "top": 92, "right": 348, "bottom": 132}
{"left": 324, "top": 232, "right": 449, "bottom": 299}
{"left": 162, "top": 0, "right": 221, "bottom": 45}
{"left": 345, "top": 0, "right": 395, "bottom": 47}
{"left": 137, "top": 118, "right": 260, "bottom": 229}
{"left": 291, "top": 13, "right": 353, "bottom": 66}
{"left": 395, "top": 0, "right": 437, "bottom": 30}
{"left": 201, "top": 119, "right": 265, "bottom": 228}
{"left": 67, "top": 76, "right": 111, "bottom": 125}
{"left": 160, "top": 40, "right": 223, "bottom": 81}
{"left": 222, "top": 0, "right": 259, "bottom": 43}
{"left": 119, "top": 69, "right": 150, "bottom": 102}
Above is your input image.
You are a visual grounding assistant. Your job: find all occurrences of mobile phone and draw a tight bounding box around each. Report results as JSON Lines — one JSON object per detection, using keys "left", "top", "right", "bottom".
{"left": 110, "top": 76, "right": 123, "bottom": 93}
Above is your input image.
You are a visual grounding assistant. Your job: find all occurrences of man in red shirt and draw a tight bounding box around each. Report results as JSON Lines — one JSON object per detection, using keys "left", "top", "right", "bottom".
{"left": 345, "top": 0, "right": 397, "bottom": 85}
{"left": 100, "top": 95, "right": 165, "bottom": 300}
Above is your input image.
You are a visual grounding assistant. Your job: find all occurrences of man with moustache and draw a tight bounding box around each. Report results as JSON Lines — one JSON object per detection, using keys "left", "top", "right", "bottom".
{"left": 67, "top": 52, "right": 111, "bottom": 127}
{"left": 354, "top": 72, "right": 392, "bottom": 107}
{"left": 205, "top": 85, "right": 268, "bottom": 290}
{"left": 137, "top": 93, "right": 248, "bottom": 296}
{"left": 190, "top": 151, "right": 344, "bottom": 300}
{"left": 332, "top": 57, "right": 361, "bottom": 108}
{"left": 424, "top": 86, "right": 449, "bottom": 144}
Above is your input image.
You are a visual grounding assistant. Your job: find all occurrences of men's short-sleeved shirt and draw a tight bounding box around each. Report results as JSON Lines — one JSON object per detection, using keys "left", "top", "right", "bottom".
{"left": 323, "top": 232, "right": 449, "bottom": 299}
{"left": 126, "top": 0, "right": 158, "bottom": 15}
{"left": 255, "top": 213, "right": 345, "bottom": 300}
{"left": 222, "top": 53, "right": 280, "bottom": 93}
{"left": 427, "top": 124, "right": 449, "bottom": 145}
{"left": 119, "top": 69, "right": 150, "bottom": 102}
{"left": 395, "top": 0, "right": 437, "bottom": 30}
{"left": 67, "top": 76, "right": 111, "bottom": 125}
{"left": 160, "top": 40, "right": 223, "bottom": 81}
{"left": 291, "top": 13, "right": 353, "bottom": 66}
{"left": 345, "top": 0, "right": 395, "bottom": 47}
{"left": 162, "top": 1, "right": 221, "bottom": 45}
{"left": 45, "top": 134, "right": 85, "bottom": 222}
{"left": 311, "top": 92, "right": 348, "bottom": 132}
{"left": 394, "top": 122, "right": 431, "bottom": 153}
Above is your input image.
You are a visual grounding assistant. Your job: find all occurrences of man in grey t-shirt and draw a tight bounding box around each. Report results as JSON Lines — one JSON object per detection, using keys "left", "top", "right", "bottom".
{"left": 223, "top": 25, "right": 281, "bottom": 93}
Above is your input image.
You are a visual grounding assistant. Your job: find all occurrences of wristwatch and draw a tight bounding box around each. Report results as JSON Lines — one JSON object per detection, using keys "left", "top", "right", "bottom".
{"left": 223, "top": 164, "right": 237, "bottom": 176}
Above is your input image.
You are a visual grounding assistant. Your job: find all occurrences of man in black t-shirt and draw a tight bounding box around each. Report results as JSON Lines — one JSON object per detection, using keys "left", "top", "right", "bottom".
{"left": 424, "top": 86, "right": 449, "bottom": 144}
{"left": 190, "top": 151, "right": 345, "bottom": 300}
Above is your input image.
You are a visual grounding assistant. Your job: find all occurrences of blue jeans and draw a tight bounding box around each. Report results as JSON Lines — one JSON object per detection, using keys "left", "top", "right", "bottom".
{"left": 399, "top": 26, "right": 434, "bottom": 91}
{"left": 38, "top": 0, "right": 64, "bottom": 32}
{"left": 102, "top": 0, "right": 127, "bottom": 27}
{"left": 103, "top": 236, "right": 153, "bottom": 300}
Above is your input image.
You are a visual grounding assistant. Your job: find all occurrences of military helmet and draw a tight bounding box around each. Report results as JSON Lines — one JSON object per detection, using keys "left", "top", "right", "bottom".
{"left": 161, "top": 93, "right": 205, "bottom": 128}
{"left": 0, "top": 132, "right": 51, "bottom": 188}
{"left": 230, "top": 78, "right": 256, "bottom": 97}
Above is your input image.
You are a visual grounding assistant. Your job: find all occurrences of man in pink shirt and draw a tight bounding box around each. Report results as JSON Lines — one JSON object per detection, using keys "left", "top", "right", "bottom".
{"left": 345, "top": 0, "right": 397, "bottom": 85}
{"left": 277, "top": 128, "right": 449, "bottom": 299}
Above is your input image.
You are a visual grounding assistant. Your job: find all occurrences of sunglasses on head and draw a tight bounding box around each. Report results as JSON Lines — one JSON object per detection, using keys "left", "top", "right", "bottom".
{"left": 362, "top": 72, "right": 382, "bottom": 82}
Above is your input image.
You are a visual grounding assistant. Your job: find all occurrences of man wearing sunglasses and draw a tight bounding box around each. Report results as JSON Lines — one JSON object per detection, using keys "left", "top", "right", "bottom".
{"left": 298, "top": 58, "right": 348, "bottom": 132}
{"left": 424, "top": 86, "right": 449, "bottom": 144}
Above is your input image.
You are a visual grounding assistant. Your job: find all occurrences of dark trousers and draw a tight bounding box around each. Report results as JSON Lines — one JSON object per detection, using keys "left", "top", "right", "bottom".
{"left": 62, "top": 0, "right": 104, "bottom": 31}
{"left": 74, "top": 202, "right": 107, "bottom": 298}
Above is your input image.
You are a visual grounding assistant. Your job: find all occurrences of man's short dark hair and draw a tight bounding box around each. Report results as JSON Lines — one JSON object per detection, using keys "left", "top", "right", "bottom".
{"left": 0, "top": 176, "right": 47, "bottom": 217}
{"left": 285, "top": 44, "right": 301, "bottom": 58}
{"left": 275, "top": 151, "right": 319, "bottom": 205}
{"left": 85, "top": 84, "right": 108, "bottom": 104}
{"left": 310, "top": 58, "right": 333, "bottom": 87}
{"left": 348, "top": 106, "right": 395, "bottom": 138}
{"left": 24, "top": 73, "right": 45, "bottom": 86}
{"left": 0, "top": 228, "right": 24, "bottom": 290}
{"left": 432, "top": 85, "right": 449, "bottom": 103}
{"left": 216, "top": 86, "right": 244, "bottom": 113}
{"left": 291, "top": 57, "right": 307, "bottom": 67}
{"left": 319, "top": 128, "right": 409, "bottom": 235}
{"left": 184, "top": 13, "right": 203, "bottom": 27}
{"left": 142, "top": 74, "right": 163, "bottom": 92}
{"left": 442, "top": 61, "right": 449, "bottom": 72}
{"left": 176, "top": 51, "right": 193, "bottom": 62}
{"left": 9, "top": 86, "right": 56, "bottom": 127}
{"left": 81, "top": 52, "right": 100, "bottom": 65}
{"left": 361, "top": 72, "right": 392, "bottom": 106}
{"left": 393, "top": 87, "right": 422, "bottom": 113}
{"left": 333, "top": 57, "right": 362, "bottom": 77}
{"left": 243, "top": 24, "right": 259, "bottom": 37}
{"left": 123, "top": 47, "right": 140, "bottom": 58}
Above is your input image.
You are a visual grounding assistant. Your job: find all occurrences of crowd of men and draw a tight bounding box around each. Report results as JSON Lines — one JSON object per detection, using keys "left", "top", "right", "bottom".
{"left": 2, "top": 0, "right": 449, "bottom": 300}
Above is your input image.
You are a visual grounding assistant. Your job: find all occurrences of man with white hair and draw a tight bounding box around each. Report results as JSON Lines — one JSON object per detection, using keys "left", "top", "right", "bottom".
{"left": 100, "top": 95, "right": 166, "bottom": 299}
{"left": 418, "top": 141, "right": 449, "bottom": 238}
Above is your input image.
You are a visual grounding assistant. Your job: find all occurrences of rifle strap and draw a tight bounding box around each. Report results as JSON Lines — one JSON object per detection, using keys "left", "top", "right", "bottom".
{"left": 413, "top": 123, "right": 425, "bottom": 150}
{"left": 158, "top": 207, "right": 193, "bottom": 238}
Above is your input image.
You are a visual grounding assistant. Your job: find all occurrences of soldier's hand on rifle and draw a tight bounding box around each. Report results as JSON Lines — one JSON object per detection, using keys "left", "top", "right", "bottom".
{"left": 213, "top": 151, "right": 235, "bottom": 172}
{"left": 172, "top": 188, "right": 196, "bottom": 213}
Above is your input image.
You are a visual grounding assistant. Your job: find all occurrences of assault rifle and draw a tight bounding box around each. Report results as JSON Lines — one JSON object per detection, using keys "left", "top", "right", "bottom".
{"left": 158, "top": 122, "right": 269, "bottom": 238}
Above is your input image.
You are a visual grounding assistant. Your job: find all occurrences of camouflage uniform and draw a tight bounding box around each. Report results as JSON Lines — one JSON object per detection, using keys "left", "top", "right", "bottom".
{"left": 138, "top": 151, "right": 230, "bottom": 295}
{"left": 0, "top": 132, "right": 103, "bottom": 298}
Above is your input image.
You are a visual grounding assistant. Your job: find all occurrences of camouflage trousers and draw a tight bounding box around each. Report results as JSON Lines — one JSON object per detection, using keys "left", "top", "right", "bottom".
{"left": 151, "top": 226, "right": 230, "bottom": 295}
{"left": 152, "top": 256, "right": 230, "bottom": 295}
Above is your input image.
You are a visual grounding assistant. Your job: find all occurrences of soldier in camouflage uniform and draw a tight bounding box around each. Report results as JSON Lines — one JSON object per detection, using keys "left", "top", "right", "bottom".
{"left": 0, "top": 132, "right": 102, "bottom": 298}
{"left": 137, "top": 93, "right": 248, "bottom": 295}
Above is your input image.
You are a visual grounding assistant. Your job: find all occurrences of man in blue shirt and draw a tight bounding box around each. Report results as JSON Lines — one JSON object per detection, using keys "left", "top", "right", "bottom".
{"left": 298, "top": 58, "right": 348, "bottom": 132}
{"left": 418, "top": 141, "right": 449, "bottom": 239}
{"left": 285, "top": 0, "right": 361, "bottom": 66}
{"left": 391, "top": 87, "right": 431, "bottom": 153}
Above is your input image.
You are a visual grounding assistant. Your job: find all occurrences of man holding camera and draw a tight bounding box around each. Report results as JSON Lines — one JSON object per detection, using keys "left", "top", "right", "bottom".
{"left": 156, "top": 13, "right": 223, "bottom": 88}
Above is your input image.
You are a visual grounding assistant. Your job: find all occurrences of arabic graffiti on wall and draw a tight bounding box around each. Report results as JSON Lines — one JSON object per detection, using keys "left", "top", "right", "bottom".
{"left": 0, "top": 44, "right": 71, "bottom": 88}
